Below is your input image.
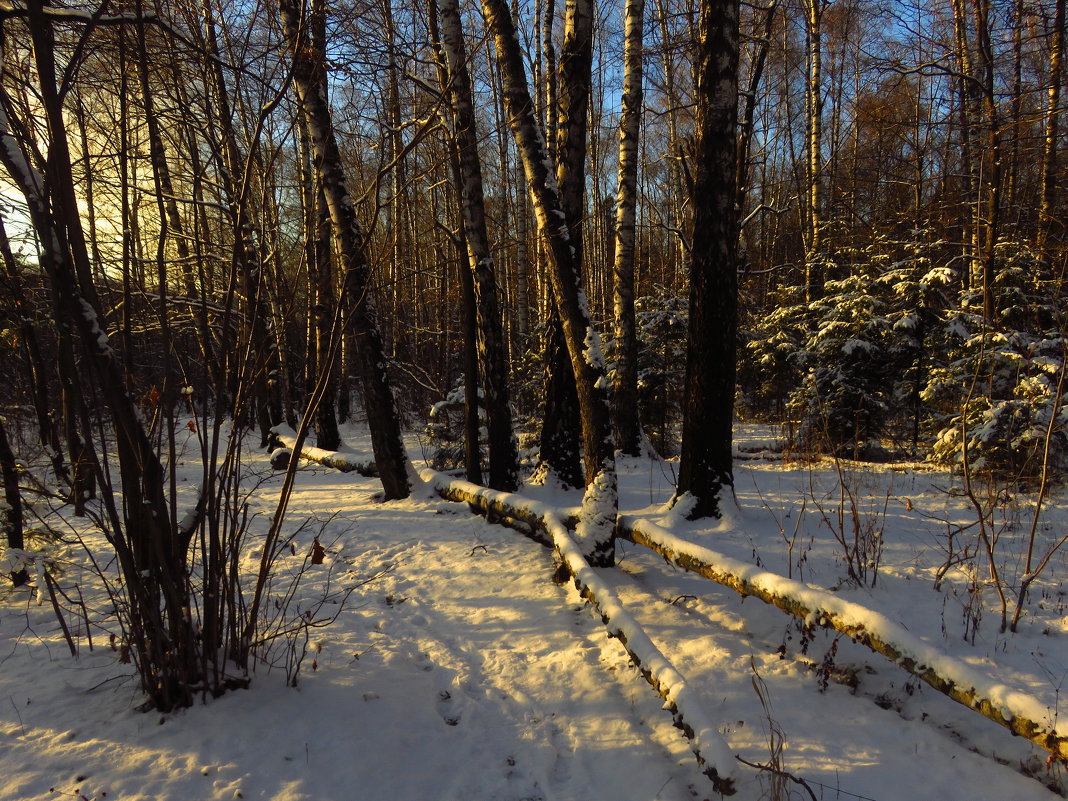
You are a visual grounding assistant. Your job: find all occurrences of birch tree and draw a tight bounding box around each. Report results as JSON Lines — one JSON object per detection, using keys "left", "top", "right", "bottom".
{"left": 279, "top": 0, "right": 412, "bottom": 500}
{"left": 1038, "top": 0, "right": 1065, "bottom": 258}
{"left": 611, "top": 0, "right": 645, "bottom": 456}
{"left": 480, "top": 0, "right": 618, "bottom": 565}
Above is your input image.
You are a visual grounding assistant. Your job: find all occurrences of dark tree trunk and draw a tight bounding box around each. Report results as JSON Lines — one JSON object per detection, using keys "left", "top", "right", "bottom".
{"left": 0, "top": 419, "right": 27, "bottom": 587}
{"left": 674, "top": 0, "right": 741, "bottom": 520}
{"left": 305, "top": 1, "right": 341, "bottom": 451}
{"left": 279, "top": 0, "right": 411, "bottom": 500}
{"left": 539, "top": 310, "right": 584, "bottom": 489}
{"left": 435, "top": 0, "right": 519, "bottom": 491}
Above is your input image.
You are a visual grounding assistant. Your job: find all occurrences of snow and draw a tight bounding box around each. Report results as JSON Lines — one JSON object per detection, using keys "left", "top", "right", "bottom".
{"left": 624, "top": 516, "right": 1068, "bottom": 752}
{"left": 2, "top": 423, "right": 1067, "bottom": 800}
{"left": 0, "top": 105, "right": 48, "bottom": 219}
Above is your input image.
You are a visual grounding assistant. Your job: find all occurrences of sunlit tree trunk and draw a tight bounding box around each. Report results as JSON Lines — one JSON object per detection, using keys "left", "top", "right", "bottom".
{"left": 1039, "top": 0, "right": 1065, "bottom": 258}
{"left": 481, "top": 0, "right": 618, "bottom": 565}
{"left": 612, "top": 0, "right": 644, "bottom": 456}
{"left": 803, "top": 0, "right": 825, "bottom": 301}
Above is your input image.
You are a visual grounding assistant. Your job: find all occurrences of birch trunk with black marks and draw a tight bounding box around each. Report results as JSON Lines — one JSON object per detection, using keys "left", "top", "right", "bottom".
{"left": 802, "top": 0, "right": 824, "bottom": 302}
{"left": 436, "top": 0, "right": 519, "bottom": 491}
{"left": 611, "top": 0, "right": 644, "bottom": 457}
{"left": 969, "top": 0, "right": 1002, "bottom": 322}
{"left": 535, "top": 0, "right": 582, "bottom": 488}
{"left": 481, "top": 0, "right": 617, "bottom": 565}
{"left": 673, "top": 0, "right": 740, "bottom": 520}
{"left": 279, "top": 0, "right": 411, "bottom": 500}
{"left": 1039, "top": 0, "right": 1065, "bottom": 259}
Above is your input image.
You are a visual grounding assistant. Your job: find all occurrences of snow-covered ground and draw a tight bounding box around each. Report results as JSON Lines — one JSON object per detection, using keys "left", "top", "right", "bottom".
{"left": 2, "top": 423, "right": 1067, "bottom": 800}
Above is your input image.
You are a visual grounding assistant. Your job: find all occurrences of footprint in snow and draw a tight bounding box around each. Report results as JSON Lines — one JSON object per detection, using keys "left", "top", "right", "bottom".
{"left": 437, "top": 689, "right": 461, "bottom": 726}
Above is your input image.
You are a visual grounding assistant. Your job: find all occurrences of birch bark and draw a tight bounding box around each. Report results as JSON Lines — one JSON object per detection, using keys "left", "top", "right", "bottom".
{"left": 1039, "top": 0, "right": 1065, "bottom": 258}
{"left": 611, "top": 0, "right": 645, "bottom": 457}
{"left": 279, "top": 0, "right": 411, "bottom": 500}
{"left": 481, "top": 0, "right": 617, "bottom": 564}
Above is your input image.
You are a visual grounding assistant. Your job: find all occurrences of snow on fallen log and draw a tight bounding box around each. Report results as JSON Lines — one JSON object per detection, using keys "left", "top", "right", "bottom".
{"left": 269, "top": 425, "right": 377, "bottom": 477}
{"left": 618, "top": 515, "right": 1068, "bottom": 762}
{"left": 419, "top": 468, "right": 738, "bottom": 794}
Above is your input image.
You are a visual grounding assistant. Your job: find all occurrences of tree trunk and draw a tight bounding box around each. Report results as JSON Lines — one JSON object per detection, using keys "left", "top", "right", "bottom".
{"left": 0, "top": 419, "right": 27, "bottom": 587}
{"left": 279, "top": 0, "right": 411, "bottom": 500}
{"left": 481, "top": 0, "right": 618, "bottom": 565}
{"left": 539, "top": 310, "right": 584, "bottom": 488}
{"left": 302, "top": 0, "right": 341, "bottom": 450}
{"left": 611, "top": 0, "right": 645, "bottom": 457}
{"left": 971, "top": 0, "right": 1002, "bottom": 322}
{"left": 621, "top": 514, "right": 1068, "bottom": 764}
{"left": 673, "top": 0, "right": 741, "bottom": 520}
{"left": 1039, "top": 0, "right": 1065, "bottom": 259}
{"left": 534, "top": 0, "right": 583, "bottom": 487}
{"left": 436, "top": 0, "right": 519, "bottom": 491}
{"left": 803, "top": 0, "right": 825, "bottom": 301}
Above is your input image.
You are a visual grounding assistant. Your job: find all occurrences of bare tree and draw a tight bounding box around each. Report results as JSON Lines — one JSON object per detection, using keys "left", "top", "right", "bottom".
{"left": 279, "top": 0, "right": 412, "bottom": 500}
{"left": 480, "top": 0, "right": 618, "bottom": 565}
{"left": 434, "top": 0, "right": 519, "bottom": 491}
{"left": 1038, "top": 0, "right": 1065, "bottom": 259}
{"left": 673, "top": 0, "right": 741, "bottom": 519}
{"left": 611, "top": 0, "right": 645, "bottom": 457}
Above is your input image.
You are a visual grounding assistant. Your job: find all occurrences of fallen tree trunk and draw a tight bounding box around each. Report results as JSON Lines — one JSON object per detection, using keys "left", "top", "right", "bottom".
{"left": 420, "top": 468, "right": 737, "bottom": 794}
{"left": 617, "top": 515, "right": 1068, "bottom": 762}
{"left": 311, "top": 453, "right": 1065, "bottom": 764}
{"left": 270, "top": 425, "right": 377, "bottom": 477}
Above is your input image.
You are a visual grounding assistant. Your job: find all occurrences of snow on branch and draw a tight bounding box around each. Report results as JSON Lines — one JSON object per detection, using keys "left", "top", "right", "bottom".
{"left": 420, "top": 468, "right": 738, "bottom": 795}
{"left": 0, "top": 1, "right": 157, "bottom": 26}
{"left": 269, "top": 425, "right": 377, "bottom": 477}
{"left": 618, "top": 515, "right": 1068, "bottom": 762}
